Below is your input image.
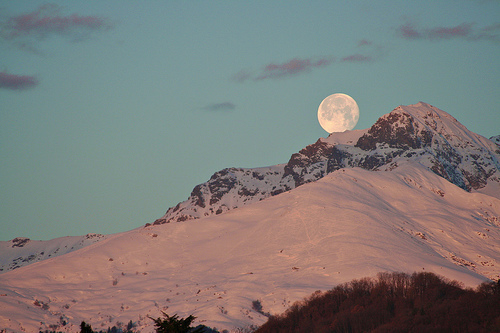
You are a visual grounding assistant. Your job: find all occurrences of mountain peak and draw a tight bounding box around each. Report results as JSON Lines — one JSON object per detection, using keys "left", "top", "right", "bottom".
{"left": 355, "top": 102, "right": 499, "bottom": 190}
{"left": 155, "top": 102, "right": 500, "bottom": 225}
{"left": 398, "top": 102, "right": 465, "bottom": 134}
{"left": 355, "top": 102, "right": 465, "bottom": 151}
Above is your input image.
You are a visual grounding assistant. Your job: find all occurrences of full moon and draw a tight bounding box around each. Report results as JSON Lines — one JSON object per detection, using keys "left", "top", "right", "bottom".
{"left": 318, "top": 93, "right": 359, "bottom": 133}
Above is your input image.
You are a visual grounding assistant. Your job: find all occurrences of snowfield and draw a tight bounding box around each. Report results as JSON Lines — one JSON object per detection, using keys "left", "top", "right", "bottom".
{"left": 1, "top": 164, "right": 499, "bottom": 332}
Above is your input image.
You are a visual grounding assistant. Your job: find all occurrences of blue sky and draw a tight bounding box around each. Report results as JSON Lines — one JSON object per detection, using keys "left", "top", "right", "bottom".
{"left": 1, "top": 1, "right": 499, "bottom": 240}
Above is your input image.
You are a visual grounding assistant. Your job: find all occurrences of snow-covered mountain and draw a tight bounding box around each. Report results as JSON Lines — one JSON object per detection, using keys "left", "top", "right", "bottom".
{"left": 0, "top": 234, "right": 108, "bottom": 273}
{"left": 0, "top": 102, "right": 499, "bottom": 332}
{"left": 157, "top": 102, "right": 500, "bottom": 224}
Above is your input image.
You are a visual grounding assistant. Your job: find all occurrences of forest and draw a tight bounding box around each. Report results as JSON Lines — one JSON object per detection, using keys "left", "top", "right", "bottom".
{"left": 255, "top": 271, "right": 500, "bottom": 333}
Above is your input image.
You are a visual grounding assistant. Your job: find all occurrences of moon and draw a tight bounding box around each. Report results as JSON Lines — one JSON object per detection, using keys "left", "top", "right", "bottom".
{"left": 318, "top": 93, "right": 359, "bottom": 133}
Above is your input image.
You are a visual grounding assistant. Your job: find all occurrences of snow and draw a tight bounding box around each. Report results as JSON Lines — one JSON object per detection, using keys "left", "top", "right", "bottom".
{"left": 323, "top": 128, "right": 368, "bottom": 145}
{"left": 1, "top": 102, "right": 499, "bottom": 332}
{"left": 0, "top": 233, "right": 108, "bottom": 274}
{"left": 1, "top": 164, "right": 498, "bottom": 332}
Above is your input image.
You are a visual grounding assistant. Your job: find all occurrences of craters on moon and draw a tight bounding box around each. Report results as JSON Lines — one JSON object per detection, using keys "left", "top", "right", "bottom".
{"left": 318, "top": 93, "right": 359, "bottom": 133}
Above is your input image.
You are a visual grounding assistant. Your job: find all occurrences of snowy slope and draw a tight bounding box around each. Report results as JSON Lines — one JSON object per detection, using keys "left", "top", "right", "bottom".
{"left": 1, "top": 164, "right": 499, "bottom": 332}
{"left": 0, "top": 234, "right": 108, "bottom": 274}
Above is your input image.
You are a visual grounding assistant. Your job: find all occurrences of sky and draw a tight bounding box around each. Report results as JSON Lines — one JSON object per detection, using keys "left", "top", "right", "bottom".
{"left": 1, "top": 1, "right": 499, "bottom": 241}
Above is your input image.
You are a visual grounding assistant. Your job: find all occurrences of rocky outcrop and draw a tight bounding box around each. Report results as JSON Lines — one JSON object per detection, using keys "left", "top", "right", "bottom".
{"left": 282, "top": 139, "right": 334, "bottom": 187}
{"left": 11, "top": 237, "right": 30, "bottom": 248}
{"left": 153, "top": 165, "right": 290, "bottom": 224}
{"left": 355, "top": 110, "right": 433, "bottom": 150}
{"left": 153, "top": 102, "right": 500, "bottom": 225}
{"left": 352, "top": 104, "right": 500, "bottom": 191}
{"left": 491, "top": 135, "right": 500, "bottom": 149}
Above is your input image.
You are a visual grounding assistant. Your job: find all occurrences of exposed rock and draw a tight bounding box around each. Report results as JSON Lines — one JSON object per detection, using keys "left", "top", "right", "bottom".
{"left": 11, "top": 237, "right": 30, "bottom": 248}
{"left": 283, "top": 139, "right": 334, "bottom": 187}
{"left": 356, "top": 109, "right": 434, "bottom": 151}
{"left": 490, "top": 135, "right": 500, "bottom": 150}
{"left": 158, "top": 165, "right": 289, "bottom": 223}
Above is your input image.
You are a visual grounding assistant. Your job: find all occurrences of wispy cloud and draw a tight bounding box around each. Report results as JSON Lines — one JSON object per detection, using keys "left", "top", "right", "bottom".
{"left": 397, "top": 22, "right": 500, "bottom": 42}
{"left": 233, "top": 56, "right": 334, "bottom": 82}
{"left": 0, "top": 71, "right": 39, "bottom": 90}
{"left": 477, "top": 23, "right": 500, "bottom": 41}
{"left": 232, "top": 45, "right": 379, "bottom": 83}
{"left": 255, "top": 57, "right": 334, "bottom": 80}
{"left": 202, "top": 102, "right": 236, "bottom": 111}
{"left": 399, "top": 22, "right": 471, "bottom": 40}
{"left": 0, "top": 4, "right": 113, "bottom": 52}
{"left": 341, "top": 54, "right": 372, "bottom": 62}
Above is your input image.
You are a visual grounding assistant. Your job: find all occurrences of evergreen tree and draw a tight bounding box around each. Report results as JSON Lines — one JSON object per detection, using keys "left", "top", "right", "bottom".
{"left": 80, "top": 321, "right": 94, "bottom": 333}
{"left": 148, "top": 311, "right": 204, "bottom": 333}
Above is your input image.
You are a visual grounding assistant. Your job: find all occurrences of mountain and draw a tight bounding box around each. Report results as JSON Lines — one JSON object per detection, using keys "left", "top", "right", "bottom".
{"left": 0, "top": 102, "right": 499, "bottom": 332}
{"left": 0, "top": 234, "right": 108, "bottom": 273}
{"left": 1, "top": 165, "right": 498, "bottom": 333}
{"left": 157, "top": 102, "right": 500, "bottom": 224}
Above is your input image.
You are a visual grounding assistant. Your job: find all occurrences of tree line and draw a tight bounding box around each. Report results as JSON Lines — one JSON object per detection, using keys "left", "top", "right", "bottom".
{"left": 255, "top": 271, "right": 500, "bottom": 333}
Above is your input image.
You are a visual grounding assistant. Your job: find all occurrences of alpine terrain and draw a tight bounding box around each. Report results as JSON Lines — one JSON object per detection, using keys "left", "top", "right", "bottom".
{"left": 0, "top": 102, "right": 499, "bottom": 332}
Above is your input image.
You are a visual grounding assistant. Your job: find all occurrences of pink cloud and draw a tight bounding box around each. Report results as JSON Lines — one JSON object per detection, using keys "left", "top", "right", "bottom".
{"left": 0, "top": 4, "right": 112, "bottom": 42}
{"left": 398, "top": 22, "right": 499, "bottom": 42}
{"left": 0, "top": 72, "right": 39, "bottom": 90}
{"left": 427, "top": 23, "right": 472, "bottom": 39}
{"left": 254, "top": 57, "right": 334, "bottom": 81}
{"left": 232, "top": 52, "right": 378, "bottom": 83}
{"left": 399, "top": 23, "right": 422, "bottom": 39}
{"left": 341, "top": 54, "right": 372, "bottom": 62}
{"left": 476, "top": 23, "right": 500, "bottom": 41}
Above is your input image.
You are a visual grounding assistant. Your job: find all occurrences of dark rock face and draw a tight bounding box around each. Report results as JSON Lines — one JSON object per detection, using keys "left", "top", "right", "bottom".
{"left": 283, "top": 139, "right": 334, "bottom": 187}
{"left": 153, "top": 103, "right": 500, "bottom": 225}
{"left": 208, "top": 169, "right": 239, "bottom": 205}
{"left": 11, "top": 237, "right": 30, "bottom": 248}
{"left": 326, "top": 146, "right": 353, "bottom": 173}
{"left": 490, "top": 135, "right": 500, "bottom": 150}
{"left": 191, "top": 185, "right": 206, "bottom": 208}
{"left": 356, "top": 111, "right": 433, "bottom": 151}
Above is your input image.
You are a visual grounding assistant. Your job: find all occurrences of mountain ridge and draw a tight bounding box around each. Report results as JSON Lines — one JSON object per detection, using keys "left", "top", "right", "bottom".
{"left": 156, "top": 102, "right": 500, "bottom": 224}
{"left": 0, "top": 234, "right": 109, "bottom": 273}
